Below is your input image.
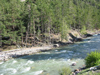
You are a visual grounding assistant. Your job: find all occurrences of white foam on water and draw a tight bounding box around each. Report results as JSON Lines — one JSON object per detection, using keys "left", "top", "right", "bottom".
{"left": 25, "top": 60, "right": 34, "bottom": 65}
{"left": 21, "top": 67, "right": 31, "bottom": 73}
{"left": 60, "top": 50, "right": 66, "bottom": 53}
{"left": 53, "top": 59, "right": 55, "bottom": 61}
{"left": 56, "top": 50, "right": 67, "bottom": 54}
{"left": 87, "top": 41, "right": 95, "bottom": 43}
{"left": 44, "top": 52, "right": 50, "bottom": 54}
{"left": 12, "top": 69, "right": 17, "bottom": 74}
{"left": 0, "top": 74, "right": 3, "bottom": 75}
{"left": 94, "top": 34, "right": 98, "bottom": 36}
{"left": 7, "top": 68, "right": 17, "bottom": 74}
{"left": 12, "top": 60, "right": 17, "bottom": 64}
{"left": 67, "top": 51, "right": 73, "bottom": 53}
{"left": 26, "top": 67, "right": 31, "bottom": 71}
{"left": 87, "top": 41, "right": 91, "bottom": 42}
{"left": 34, "top": 70, "right": 43, "bottom": 75}
{"left": 67, "top": 59, "right": 71, "bottom": 61}
{"left": 71, "top": 62, "right": 76, "bottom": 64}
{"left": 0, "top": 62, "right": 4, "bottom": 65}
{"left": 55, "top": 50, "right": 58, "bottom": 51}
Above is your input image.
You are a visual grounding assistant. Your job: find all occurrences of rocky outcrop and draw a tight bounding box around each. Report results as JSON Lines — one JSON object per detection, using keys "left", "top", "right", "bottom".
{"left": 84, "top": 33, "right": 93, "bottom": 37}
{"left": 69, "top": 33, "right": 83, "bottom": 42}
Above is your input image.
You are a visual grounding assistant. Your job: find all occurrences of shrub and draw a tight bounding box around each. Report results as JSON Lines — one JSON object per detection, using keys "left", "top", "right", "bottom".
{"left": 60, "top": 67, "right": 71, "bottom": 75}
{"left": 85, "top": 51, "right": 100, "bottom": 67}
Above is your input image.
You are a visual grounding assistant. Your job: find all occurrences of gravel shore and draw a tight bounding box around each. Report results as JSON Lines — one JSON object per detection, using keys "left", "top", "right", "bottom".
{"left": 0, "top": 45, "right": 53, "bottom": 61}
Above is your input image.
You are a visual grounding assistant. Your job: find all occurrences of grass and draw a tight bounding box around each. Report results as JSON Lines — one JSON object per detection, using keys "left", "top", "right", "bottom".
{"left": 60, "top": 67, "right": 71, "bottom": 75}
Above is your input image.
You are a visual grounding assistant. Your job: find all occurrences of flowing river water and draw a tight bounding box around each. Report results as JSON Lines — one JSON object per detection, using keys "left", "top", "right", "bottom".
{"left": 0, "top": 34, "right": 100, "bottom": 75}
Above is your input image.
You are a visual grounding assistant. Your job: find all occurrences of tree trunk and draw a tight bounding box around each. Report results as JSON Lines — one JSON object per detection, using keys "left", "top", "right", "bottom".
{"left": 25, "top": 23, "right": 29, "bottom": 47}
{"left": 0, "top": 33, "right": 2, "bottom": 47}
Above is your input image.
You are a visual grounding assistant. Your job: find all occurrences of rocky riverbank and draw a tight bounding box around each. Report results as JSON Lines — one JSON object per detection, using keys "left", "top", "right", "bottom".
{"left": 71, "top": 65, "right": 100, "bottom": 75}
{"left": 0, "top": 29, "right": 100, "bottom": 61}
{"left": 0, "top": 46, "right": 54, "bottom": 61}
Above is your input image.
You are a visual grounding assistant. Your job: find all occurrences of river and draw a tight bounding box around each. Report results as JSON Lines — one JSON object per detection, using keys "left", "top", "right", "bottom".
{"left": 0, "top": 34, "right": 100, "bottom": 75}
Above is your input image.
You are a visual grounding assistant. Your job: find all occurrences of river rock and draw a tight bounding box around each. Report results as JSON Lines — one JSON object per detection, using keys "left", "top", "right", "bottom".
{"left": 85, "top": 34, "right": 93, "bottom": 37}
{"left": 71, "top": 62, "right": 76, "bottom": 66}
{"left": 90, "top": 67, "right": 97, "bottom": 71}
{"left": 76, "top": 38, "right": 83, "bottom": 42}
{"left": 74, "top": 69, "right": 81, "bottom": 74}
{"left": 53, "top": 44, "right": 59, "bottom": 47}
{"left": 71, "top": 72, "right": 75, "bottom": 75}
{"left": 96, "top": 65, "right": 100, "bottom": 69}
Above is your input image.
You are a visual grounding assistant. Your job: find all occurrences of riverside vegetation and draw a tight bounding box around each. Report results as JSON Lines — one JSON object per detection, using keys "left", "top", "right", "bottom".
{"left": 0, "top": 0, "right": 100, "bottom": 49}
{"left": 0, "top": 0, "right": 100, "bottom": 74}
{"left": 60, "top": 51, "right": 100, "bottom": 75}
{"left": 85, "top": 51, "right": 100, "bottom": 68}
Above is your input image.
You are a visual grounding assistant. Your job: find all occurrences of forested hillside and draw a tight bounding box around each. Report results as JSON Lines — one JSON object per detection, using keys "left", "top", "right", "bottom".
{"left": 0, "top": 0, "right": 100, "bottom": 48}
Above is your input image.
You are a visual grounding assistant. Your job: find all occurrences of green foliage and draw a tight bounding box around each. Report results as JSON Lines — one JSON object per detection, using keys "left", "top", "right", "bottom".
{"left": 1, "top": 0, "right": 100, "bottom": 47}
{"left": 85, "top": 51, "right": 100, "bottom": 67}
{"left": 80, "top": 26, "right": 87, "bottom": 34}
{"left": 60, "top": 18, "right": 69, "bottom": 41}
{"left": 60, "top": 67, "right": 71, "bottom": 75}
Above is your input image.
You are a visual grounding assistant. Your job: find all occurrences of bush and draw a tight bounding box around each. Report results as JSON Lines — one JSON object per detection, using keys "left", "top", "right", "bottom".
{"left": 85, "top": 51, "right": 100, "bottom": 67}
{"left": 60, "top": 67, "right": 71, "bottom": 75}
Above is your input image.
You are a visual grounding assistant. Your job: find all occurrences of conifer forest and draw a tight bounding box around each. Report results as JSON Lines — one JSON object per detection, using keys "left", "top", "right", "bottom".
{"left": 0, "top": 0, "right": 100, "bottom": 48}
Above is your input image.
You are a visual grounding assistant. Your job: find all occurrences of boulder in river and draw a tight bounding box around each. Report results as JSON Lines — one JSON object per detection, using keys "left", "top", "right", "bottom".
{"left": 71, "top": 62, "right": 76, "bottom": 66}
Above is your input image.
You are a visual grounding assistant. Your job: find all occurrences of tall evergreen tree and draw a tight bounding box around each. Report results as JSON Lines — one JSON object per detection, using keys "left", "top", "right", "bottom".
{"left": 1, "top": 0, "right": 100, "bottom": 48}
